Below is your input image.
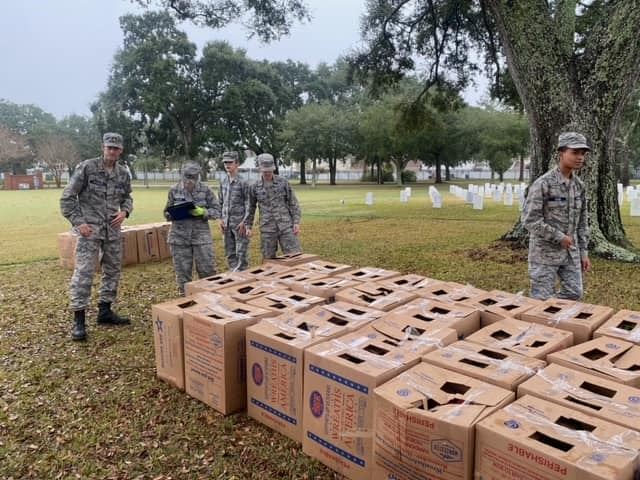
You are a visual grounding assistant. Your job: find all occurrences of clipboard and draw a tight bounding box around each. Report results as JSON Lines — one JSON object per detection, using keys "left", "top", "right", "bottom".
{"left": 166, "top": 201, "right": 195, "bottom": 220}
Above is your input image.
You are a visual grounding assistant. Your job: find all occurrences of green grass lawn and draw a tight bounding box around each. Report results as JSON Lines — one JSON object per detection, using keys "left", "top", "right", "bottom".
{"left": 1, "top": 183, "right": 640, "bottom": 479}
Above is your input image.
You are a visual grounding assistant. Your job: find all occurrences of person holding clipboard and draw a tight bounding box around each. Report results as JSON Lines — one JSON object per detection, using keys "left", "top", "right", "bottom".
{"left": 164, "top": 162, "right": 220, "bottom": 295}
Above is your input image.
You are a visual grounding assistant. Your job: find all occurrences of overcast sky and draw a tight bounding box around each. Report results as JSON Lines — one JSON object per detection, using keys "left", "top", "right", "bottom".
{"left": 0, "top": 0, "right": 485, "bottom": 119}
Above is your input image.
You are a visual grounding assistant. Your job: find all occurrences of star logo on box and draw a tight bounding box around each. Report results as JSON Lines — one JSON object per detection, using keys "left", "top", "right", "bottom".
{"left": 252, "top": 363, "right": 263, "bottom": 386}
{"left": 309, "top": 391, "right": 324, "bottom": 418}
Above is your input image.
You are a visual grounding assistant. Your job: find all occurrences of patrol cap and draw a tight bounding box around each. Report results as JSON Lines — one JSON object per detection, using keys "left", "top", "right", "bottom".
{"left": 103, "top": 132, "right": 123, "bottom": 148}
{"left": 182, "top": 161, "right": 201, "bottom": 177}
{"left": 222, "top": 151, "right": 239, "bottom": 163}
{"left": 257, "top": 153, "right": 275, "bottom": 172}
{"left": 558, "top": 132, "right": 590, "bottom": 151}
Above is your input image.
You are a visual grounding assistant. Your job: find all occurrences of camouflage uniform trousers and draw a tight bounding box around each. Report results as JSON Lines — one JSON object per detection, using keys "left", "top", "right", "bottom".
{"left": 70, "top": 236, "right": 122, "bottom": 311}
{"left": 170, "top": 243, "right": 216, "bottom": 295}
{"left": 529, "top": 254, "right": 583, "bottom": 300}
{"left": 260, "top": 227, "right": 301, "bottom": 259}
{"left": 223, "top": 226, "right": 249, "bottom": 271}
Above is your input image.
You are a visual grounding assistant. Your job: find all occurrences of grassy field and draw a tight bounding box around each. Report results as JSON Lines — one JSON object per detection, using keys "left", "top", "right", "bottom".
{"left": 1, "top": 182, "right": 640, "bottom": 479}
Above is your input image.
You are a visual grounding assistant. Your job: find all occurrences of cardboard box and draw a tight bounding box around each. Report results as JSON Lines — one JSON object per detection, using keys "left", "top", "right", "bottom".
{"left": 423, "top": 340, "right": 546, "bottom": 391}
{"left": 305, "top": 301, "right": 386, "bottom": 331}
{"left": 463, "top": 289, "right": 543, "bottom": 326}
{"left": 217, "top": 279, "right": 288, "bottom": 303}
{"left": 247, "top": 289, "right": 327, "bottom": 314}
{"left": 415, "top": 281, "right": 486, "bottom": 304}
{"left": 338, "top": 266, "right": 401, "bottom": 282}
{"left": 287, "top": 276, "right": 361, "bottom": 300}
{"left": 265, "top": 252, "right": 320, "bottom": 267}
{"left": 154, "top": 222, "right": 171, "bottom": 260}
{"left": 465, "top": 318, "right": 574, "bottom": 360}
{"left": 374, "top": 363, "right": 515, "bottom": 480}
{"left": 243, "top": 263, "right": 294, "bottom": 279}
{"left": 520, "top": 299, "right": 614, "bottom": 344}
{"left": 375, "top": 273, "right": 429, "bottom": 291}
{"left": 475, "top": 395, "right": 640, "bottom": 480}
{"left": 334, "top": 283, "right": 418, "bottom": 312}
{"left": 184, "top": 272, "right": 252, "bottom": 296}
{"left": 246, "top": 306, "right": 380, "bottom": 443}
{"left": 518, "top": 363, "right": 640, "bottom": 431}
{"left": 183, "top": 300, "right": 276, "bottom": 414}
{"left": 547, "top": 336, "right": 640, "bottom": 387}
{"left": 595, "top": 309, "right": 640, "bottom": 344}
{"left": 120, "top": 228, "right": 139, "bottom": 266}
{"left": 151, "top": 292, "right": 224, "bottom": 390}
{"left": 270, "top": 268, "right": 328, "bottom": 286}
{"left": 381, "top": 298, "right": 481, "bottom": 339}
{"left": 297, "top": 260, "right": 353, "bottom": 276}
{"left": 302, "top": 324, "right": 457, "bottom": 480}
{"left": 136, "top": 226, "right": 161, "bottom": 263}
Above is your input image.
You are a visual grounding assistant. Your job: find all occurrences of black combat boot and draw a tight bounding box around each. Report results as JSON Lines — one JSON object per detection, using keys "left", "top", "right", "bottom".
{"left": 97, "top": 302, "right": 130, "bottom": 325}
{"left": 72, "top": 310, "right": 87, "bottom": 341}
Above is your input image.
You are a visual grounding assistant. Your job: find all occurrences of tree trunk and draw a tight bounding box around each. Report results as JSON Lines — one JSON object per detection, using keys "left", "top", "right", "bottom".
{"left": 377, "top": 157, "right": 383, "bottom": 184}
{"left": 519, "top": 153, "right": 524, "bottom": 182}
{"left": 488, "top": 0, "right": 640, "bottom": 261}
{"left": 311, "top": 158, "right": 317, "bottom": 188}
{"left": 434, "top": 156, "right": 442, "bottom": 183}
{"left": 329, "top": 157, "right": 337, "bottom": 185}
{"left": 445, "top": 164, "right": 450, "bottom": 181}
{"left": 299, "top": 158, "right": 307, "bottom": 185}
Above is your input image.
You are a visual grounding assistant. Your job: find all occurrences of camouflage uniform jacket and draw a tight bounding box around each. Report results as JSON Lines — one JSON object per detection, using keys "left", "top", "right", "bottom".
{"left": 60, "top": 157, "right": 133, "bottom": 240}
{"left": 219, "top": 174, "right": 250, "bottom": 228}
{"left": 522, "top": 167, "right": 589, "bottom": 265}
{"left": 247, "top": 175, "right": 301, "bottom": 233}
{"left": 164, "top": 181, "right": 220, "bottom": 245}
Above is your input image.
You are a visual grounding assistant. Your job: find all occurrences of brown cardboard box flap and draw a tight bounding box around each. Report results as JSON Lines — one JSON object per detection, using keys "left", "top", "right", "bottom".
{"left": 465, "top": 317, "right": 574, "bottom": 359}
{"left": 335, "top": 282, "right": 417, "bottom": 310}
{"left": 416, "top": 281, "right": 486, "bottom": 303}
{"left": 518, "top": 364, "right": 640, "bottom": 429}
{"left": 338, "top": 266, "right": 401, "bottom": 282}
{"left": 423, "top": 340, "right": 546, "bottom": 390}
{"left": 548, "top": 336, "right": 640, "bottom": 385}
{"left": 246, "top": 289, "right": 326, "bottom": 313}
{"left": 476, "top": 395, "right": 640, "bottom": 479}
{"left": 296, "top": 260, "right": 353, "bottom": 276}
{"left": 371, "top": 318, "right": 457, "bottom": 350}
{"left": 595, "top": 309, "right": 640, "bottom": 344}
{"left": 376, "top": 273, "right": 430, "bottom": 291}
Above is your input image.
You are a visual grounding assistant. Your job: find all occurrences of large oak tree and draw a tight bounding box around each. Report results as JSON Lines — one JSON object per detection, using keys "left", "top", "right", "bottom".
{"left": 352, "top": 0, "right": 640, "bottom": 261}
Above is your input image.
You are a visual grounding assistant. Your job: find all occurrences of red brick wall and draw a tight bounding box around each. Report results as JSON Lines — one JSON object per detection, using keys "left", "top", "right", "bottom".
{"left": 3, "top": 172, "right": 44, "bottom": 190}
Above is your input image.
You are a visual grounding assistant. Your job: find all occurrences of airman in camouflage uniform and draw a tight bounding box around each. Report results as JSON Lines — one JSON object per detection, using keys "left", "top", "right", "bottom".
{"left": 60, "top": 132, "right": 133, "bottom": 341}
{"left": 246, "top": 153, "right": 302, "bottom": 259}
{"left": 164, "top": 162, "right": 220, "bottom": 295}
{"left": 522, "top": 132, "right": 591, "bottom": 300}
{"left": 219, "top": 151, "right": 251, "bottom": 271}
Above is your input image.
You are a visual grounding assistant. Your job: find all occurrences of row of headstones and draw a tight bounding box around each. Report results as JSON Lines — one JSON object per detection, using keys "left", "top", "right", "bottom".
{"left": 363, "top": 183, "right": 640, "bottom": 215}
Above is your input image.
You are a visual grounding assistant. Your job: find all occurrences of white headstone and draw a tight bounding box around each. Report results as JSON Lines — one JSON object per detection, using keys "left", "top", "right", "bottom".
{"left": 493, "top": 189, "right": 502, "bottom": 203}
{"left": 478, "top": 186, "right": 485, "bottom": 197}
{"left": 504, "top": 191, "right": 514, "bottom": 206}
{"left": 631, "top": 198, "right": 640, "bottom": 217}
{"left": 429, "top": 186, "right": 442, "bottom": 208}
{"left": 404, "top": 187, "right": 412, "bottom": 197}
{"left": 618, "top": 191, "right": 625, "bottom": 207}
{"left": 400, "top": 190, "right": 408, "bottom": 203}
{"left": 473, "top": 193, "right": 484, "bottom": 210}
{"left": 618, "top": 183, "right": 624, "bottom": 193}
{"left": 365, "top": 192, "right": 374, "bottom": 205}
{"left": 466, "top": 190, "right": 474, "bottom": 204}
{"left": 629, "top": 189, "right": 638, "bottom": 201}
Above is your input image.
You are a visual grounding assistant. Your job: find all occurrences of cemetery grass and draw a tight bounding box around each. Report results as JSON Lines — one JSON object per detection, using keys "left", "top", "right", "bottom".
{"left": 1, "top": 184, "right": 640, "bottom": 479}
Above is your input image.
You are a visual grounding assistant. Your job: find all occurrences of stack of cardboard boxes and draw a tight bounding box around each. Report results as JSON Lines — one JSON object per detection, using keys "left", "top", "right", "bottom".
{"left": 58, "top": 222, "right": 171, "bottom": 269}
{"left": 150, "top": 254, "right": 640, "bottom": 480}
